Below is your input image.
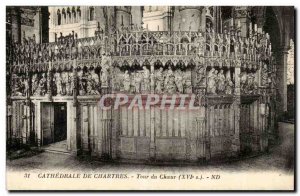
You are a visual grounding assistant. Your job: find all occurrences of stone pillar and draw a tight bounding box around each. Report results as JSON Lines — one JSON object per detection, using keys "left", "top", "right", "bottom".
{"left": 131, "top": 6, "right": 143, "bottom": 27}
{"left": 49, "top": 7, "right": 56, "bottom": 42}
{"left": 72, "top": 105, "right": 78, "bottom": 155}
{"left": 150, "top": 63, "right": 155, "bottom": 158}
{"left": 79, "top": 6, "right": 89, "bottom": 38}
{"left": 233, "top": 6, "right": 250, "bottom": 37}
{"left": 277, "top": 46, "right": 289, "bottom": 114}
{"left": 72, "top": 59, "right": 78, "bottom": 155}
{"left": 178, "top": 6, "right": 202, "bottom": 31}
{"left": 162, "top": 6, "right": 172, "bottom": 31}
{"left": 116, "top": 6, "right": 131, "bottom": 29}
{"left": 10, "top": 7, "right": 21, "bottom": 43}
{"left": 214, "top": 7, "right": 222, "bottom": 33}
{"left": 172, "top": 7, "right": 180, "bottom": 31}
{"left": 232, "top": 61, "right": 241, "bottom": 156}
{"left": 111, "top": 99, "right": 118, "bottom": 159}
{"left": 36, "top": 101, "right": 41, "bottom": 148}
{"left": 7, "top": 105, "right": 13, "bottom": 146}
{"left": 200, "top": 7, "right": 206, "bottom": 32}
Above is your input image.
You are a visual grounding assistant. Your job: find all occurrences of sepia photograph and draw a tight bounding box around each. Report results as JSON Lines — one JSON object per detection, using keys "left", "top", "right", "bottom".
{"left": 5, "top": 5, "right": 295, "bottom": 191}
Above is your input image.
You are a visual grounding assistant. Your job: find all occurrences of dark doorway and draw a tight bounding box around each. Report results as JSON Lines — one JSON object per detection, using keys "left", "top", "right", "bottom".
{"left": 53, "top": 103, "right": 67, "bottom": 142}
{"left": 41, "top": 102, "right": 67, "bottom": 149}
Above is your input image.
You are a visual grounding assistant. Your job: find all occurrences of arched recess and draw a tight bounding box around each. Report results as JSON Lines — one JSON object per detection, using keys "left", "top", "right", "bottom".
{"left": 260, "top": 6, "right": 294, "bottom": 118}
{"left": 286, "top": 39, "right": 295, "bottom": 120}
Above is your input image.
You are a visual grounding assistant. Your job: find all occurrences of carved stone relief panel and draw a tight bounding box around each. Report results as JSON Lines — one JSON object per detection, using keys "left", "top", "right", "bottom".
{"left": 207, "top": 67, "right": 235, "bottom": 95}
{"left": 240, "top": 69, "right": 259, "bottom": 95}
{"left": 77, "top": 67, "right": 101, "bottom": 96}
{"left": 31, "top": 72, "right": 48, "bottom": 96}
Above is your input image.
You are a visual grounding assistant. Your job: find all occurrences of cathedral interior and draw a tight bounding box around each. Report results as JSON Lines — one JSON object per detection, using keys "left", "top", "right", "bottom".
{"left": 6, "top": 6, "right": 295, "bottom": 162}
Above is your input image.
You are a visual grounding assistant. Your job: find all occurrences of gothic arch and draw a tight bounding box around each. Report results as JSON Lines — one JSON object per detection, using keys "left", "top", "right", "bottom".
{"left": 257, "top": 6, "right": 294, "bottom": 115}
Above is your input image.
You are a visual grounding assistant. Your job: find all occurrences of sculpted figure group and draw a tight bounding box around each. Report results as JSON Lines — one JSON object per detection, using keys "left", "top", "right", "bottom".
{"left": 207, "top": 68, "right": 234, "bottom": 95}
{"left": 23, "top": 67, "right": 109, "bottom": 97}
{"left": 53, "top": 72, "right": 74, "bottom": 96}
{"left": 119, "top": 66, "right": 193, "bottom": 94}
{"left": 11, "top": 64, "right": 260, "bottom": 98}
{"left": 76, "top": 66, "right": 111, "bottom": 96}
{"left": 122, "top": 66, "right": 151, "bottom": 93}
{"left": 11, "top": 75, "right": 28, "bottom": 96}
{"left": 240, "top": 71, "right": 259, "bottom": 95}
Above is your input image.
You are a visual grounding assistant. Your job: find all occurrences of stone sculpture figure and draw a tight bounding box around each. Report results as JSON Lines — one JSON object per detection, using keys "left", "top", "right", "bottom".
{"left": 91, "top": 69, "right": 100, "bottom": 84}
{"left": 55, "top": 72, "right": 63, "bottom": 96}
{"left": 123, "top": 70, "right": 131, "bottom": 92}
{"left": 90, "top": 69, "right": 100, "bottom": 94}
{"left": 270, "top": 72, "right": 277, "bottom": 94}
{"left": 134, "top": 72, "right": 142, "bottom": 93}
{"left": 217, "top": 70, "right": 226, "bottom": 94}
{"left": 86, "top": 72, "right": 99, "bottom": 95}
{"left": 175, "top": 71, "right": 184, "bottom": 93}
{"left": 225, "top": 71, "right": 234, "bottom": 95}
{"left": 164, "top": 66, "right": 174, "bottom": 89}
{"left": 31, "top": 74, "right": 39, "bottom": 95}
{"left": 86, "top": 79, "right": 94, "bottom": 95}
{"left": 184, "top": 79, "right": 193, "bottom": 94}
{"left": 38, "top": 73, "right": 47, "bottom": 96}
{"left": 66, "top": 72, "right": 74, "bottom": 96}
{"left": 12, "top": 76, "right": 24, "bottom": 96}
{"left": 247, "top": 73, "right": 254, "bottom": 94}
{"left": 101, "top": 67, "right": 109, "bottom": 87}
{"left": 165, "top": 74, "right": 177, "bottom": 94}
{"left": 196, "top": 65, "right": 206, "bottom": 86}
{"left": 78, "top": 70, "right": 86, "bottom": 96}
{"left": 207, "top": 68, "right": 217, "bottom": 94}
{"left": 142, "top": 66, "right": 150, "bottom": 92}
{"left": 261, "top": 63, "right": 268, "bottom": 86}
{"left": 23, "top": 77, "right": 29, "bottom": 97}
{"left": 155, "top": 67, "right": 164, "bottom": 94}
{"left": 61, "top": 72, "right": 69, "bottom": 95}
{"left": 240, "top": 71, "right": 248, "bottom": 94}
{"left": 248, "top": 72, "right": 258, "bottom": 94}
{"left": 111, "top": 72, "right": 120, "bottom": 91}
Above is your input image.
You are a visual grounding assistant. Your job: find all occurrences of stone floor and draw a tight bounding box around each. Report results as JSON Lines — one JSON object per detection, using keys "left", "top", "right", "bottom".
{"left": 42, "top": 140, "right": 68, "bottom": 153}
{"left": 6, "top": 122, "right": 294, "bottom": 173}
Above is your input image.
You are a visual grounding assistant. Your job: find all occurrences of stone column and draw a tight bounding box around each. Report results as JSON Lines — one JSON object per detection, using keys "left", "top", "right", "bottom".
{"left": 71, "top": 105, "right": 78, "bottom": 155}
{"left": 72, "top": 59, "right": 78, "bottom": 155}
{"left": 162, "top": 6, "right": 172, "bottom": 31}
{"left": 200, "top": 7, "right": 206, "bottom": 32}
{"left": 49, "top": 7, "right": 56, "bottom": 42}
{"left": 36, "top": 101, "right": 41, "bottom": 148}
{"left": 277, "top": 46, "right": 289, "bottom": 115}
{"left": 79, "top": 6, "right": 89, "bottom": 38}
{"left": 233, "top": 6, "right": 250, "bottom": 37}
{"left": 111, "top": 100, "right": 118, "bottom": 159}
{"left": 131, "top": 6, "right": 143, "bottom": 27}
{"left": 81, "top": 103, "right": 89, "bottom": 153}
{"left": 116, "top": 6, "right": 131, "bottom": 29}
{"left": 10, "top": 7, "right": 21, "bottom": 43}
{"left": 150, "top": 63, "right": 155, "bottom": 158}
{"left": 7, "top": 105, "right": 12, "bottom": 146}
{"left": 232, "top": 61, "right": 241, "bottom": 156}
{"left": 178, "top": 6, "right": 202, "bottom": 31}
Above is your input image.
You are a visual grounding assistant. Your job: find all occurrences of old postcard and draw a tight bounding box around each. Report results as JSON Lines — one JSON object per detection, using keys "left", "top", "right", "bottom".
{"left": 6, "top": 5, "right": 295, "bottom": 190}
